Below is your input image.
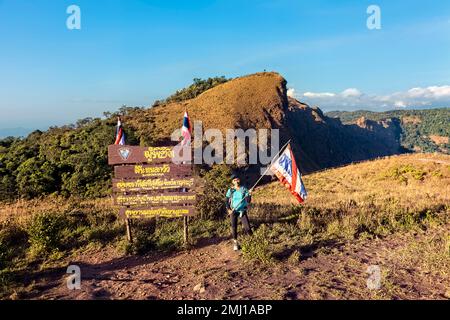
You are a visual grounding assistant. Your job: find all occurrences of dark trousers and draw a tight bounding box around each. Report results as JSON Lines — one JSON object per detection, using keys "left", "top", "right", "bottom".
{"left": 230, "top": 211, "right": 252, "bottom": 240}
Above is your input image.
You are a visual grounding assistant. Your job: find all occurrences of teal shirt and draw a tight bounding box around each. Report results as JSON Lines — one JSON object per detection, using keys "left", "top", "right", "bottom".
{"left": 226, "top": 186, "right": 250, "bottom": 213}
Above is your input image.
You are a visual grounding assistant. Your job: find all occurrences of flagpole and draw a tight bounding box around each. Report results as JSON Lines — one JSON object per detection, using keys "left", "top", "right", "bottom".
{"left": 227, "top": 139, "right": 291, "bottom": 213}
{"left": 249, "top": 139, "right": 291, "bottom": 192}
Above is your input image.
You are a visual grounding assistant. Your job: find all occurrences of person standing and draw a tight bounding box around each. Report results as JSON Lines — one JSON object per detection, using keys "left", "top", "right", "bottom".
{"left": 226, "top": 173, "right": 253, "bottom": 251}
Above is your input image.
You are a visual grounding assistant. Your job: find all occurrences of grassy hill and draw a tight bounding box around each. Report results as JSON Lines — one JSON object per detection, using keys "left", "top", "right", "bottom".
{"left": 1, "top": 153, "right": 448, "bottom": 299}
{"left": 326, "top": 109, "right": 450, "bottom": 154}
{"left": 128, "top": 72, "right": 410, "bottom": 175}
{"left": 0, "top": 71, "right": 413, "bottom": 202}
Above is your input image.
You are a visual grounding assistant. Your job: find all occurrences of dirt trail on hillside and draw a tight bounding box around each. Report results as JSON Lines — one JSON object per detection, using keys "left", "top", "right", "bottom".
{"left": 20, "top": 223, "right": 449, "bottom": 300}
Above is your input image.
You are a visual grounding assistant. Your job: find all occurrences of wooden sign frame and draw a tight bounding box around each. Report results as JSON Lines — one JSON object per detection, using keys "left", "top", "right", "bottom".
{"left": 108, "top": 144, "right": 196, "bottom": 245}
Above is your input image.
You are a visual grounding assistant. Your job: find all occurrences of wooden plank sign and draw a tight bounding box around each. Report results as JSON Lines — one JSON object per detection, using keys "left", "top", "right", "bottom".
{"left": 108, "top": 145, "right": 174, "bottom": 165}
{"left": 114, "top": 164, "right": 192, "bottom": 179}
{"left": 112, "top": 177, "right": 195, "bottom": 192}
{"left": 119, "top": 206, "right": 196, "bottom": 219}
{"left": 114, "top": 192, "right": 196, "bottom": 206}
{"left": 108, "top": 143, "right": 196, "bottom": 243}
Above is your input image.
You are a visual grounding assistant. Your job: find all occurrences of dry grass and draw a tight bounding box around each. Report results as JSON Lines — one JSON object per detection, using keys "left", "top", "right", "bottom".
{"left": 254, "top": 153, "right": 449, "bottom": 220}
{"left": 0, "top": 196, "right": 115, "bottom": 226}
{"left": 1, "top": 153, "right": 449, "bottom": 299}
{"left": 128, "top": 72, "right": 287, "bottom": 143}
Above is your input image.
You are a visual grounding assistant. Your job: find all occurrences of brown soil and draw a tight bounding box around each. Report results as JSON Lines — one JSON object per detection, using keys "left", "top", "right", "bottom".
{"left": 21, "top": 224, "right": 449, "bottom": 300}
{"left": 429, "top": 135, "right": 449, "bottom": 146}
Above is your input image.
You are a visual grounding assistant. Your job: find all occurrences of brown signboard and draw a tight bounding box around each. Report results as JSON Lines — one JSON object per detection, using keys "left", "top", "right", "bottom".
{"left": 108, "top": 145, "right": 175, "bottom": 165}
{"left": 114, "top": 163, "right": 192, "bottom": 179}
{"left": 112, "top": 177, "right": 195, "bottom": 192}
{"left": 109, "top": 143, "right": 196, "bottom": 235}
{"left": 119, "top": 206, "right": 195, "bottom": 219}
{"left": 114, "top": 192, "right": 196, "bottom": 206}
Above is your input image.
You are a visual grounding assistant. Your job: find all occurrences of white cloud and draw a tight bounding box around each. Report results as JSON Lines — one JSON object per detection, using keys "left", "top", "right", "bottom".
{"left": 341, "top": 88, "right": 362, "bottom": 98}
{"left": 287, "top": 88, "right": 296, "bottom": 98}
{"left": 291, "top": 85, "right": 450, "bottom": 111}
{"left": 303, "top": 92, "right": 336, "bottom": 98}
{"left": 394, "top": 101, "right": 406, "bottom": 108}
{"left": 407, "top": 86, "right": 450, "bottom": 99}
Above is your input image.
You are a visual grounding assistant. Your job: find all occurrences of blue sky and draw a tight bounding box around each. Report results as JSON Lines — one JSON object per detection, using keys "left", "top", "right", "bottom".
{"left": 0, "top": 0, "right": 449, "bottom": 132}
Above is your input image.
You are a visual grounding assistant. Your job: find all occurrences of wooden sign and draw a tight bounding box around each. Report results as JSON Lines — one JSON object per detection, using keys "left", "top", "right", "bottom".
{"left": 112, "top": 177, "right": 195, "bottom": 192}
{"left": 119, "top": 206, "right": 196, "bottom": 219}
{"left": 114, "top": 192, "right": 196, "bottom": 206}
{"left": 108, "top": 144, "right": 196, "bottom": 244}
{"left": 108, "top": 145, "right": 174, "bottom": 165}
{"left": 114, "top": 164, "right": 192, "bottom": 179}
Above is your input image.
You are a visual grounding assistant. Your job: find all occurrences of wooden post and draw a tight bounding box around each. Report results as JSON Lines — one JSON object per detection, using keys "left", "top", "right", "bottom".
{"left": 126, "top": 218, "right": 133, "bottom": 242}
{"left": 183, "top": 216, "right": 189, "bottom": 246}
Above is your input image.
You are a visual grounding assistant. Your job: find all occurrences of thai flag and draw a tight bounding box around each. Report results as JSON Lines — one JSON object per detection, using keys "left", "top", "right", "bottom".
{"left": 270, "top": 144, "right": 307, "bottom": 203}
{"left": 181, "top": 110, "right": 192, "bottom": 146}
{"left": 114, "top": 118, "right": 125, "bottom": 145}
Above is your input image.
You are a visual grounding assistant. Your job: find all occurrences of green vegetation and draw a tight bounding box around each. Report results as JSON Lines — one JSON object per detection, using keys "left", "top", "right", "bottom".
{"left": 383, "top": 164, "right": 427, "bottom": 183}
{"left": 0, "top": 112, "right": 140, "bottom": 201}
{"left": 153, "top": 77, "right": 229, "bottom": 106}
{"left": 121, "top": 217, "right": 230, "bottom": 255}
{"left": 240, "top": 224, "right": 273, "bottom": 265}
{"left": 0, "top": 77, "right": 231, "bottom": 202}
{"left": 326, "top": 108, "right": 450, "bottom": 153}
{"left": 196, "top": 165, "right": 233, "bottom": 220}
{"left": 26, "top": 212, "right": 66, "bottom": 256}
{"left": 239, "top": 202, "right": 448, "bottom": 266}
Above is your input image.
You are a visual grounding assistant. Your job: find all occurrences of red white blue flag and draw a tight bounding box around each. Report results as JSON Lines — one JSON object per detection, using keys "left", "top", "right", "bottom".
{"left": 181, "top": 110, "right": 192, "bottom": 146}
{"left": 270, "top": 144, "right": 307, "bottom": 203}
{"left": 114, "top": 118, "right": 125, "bottom": 145}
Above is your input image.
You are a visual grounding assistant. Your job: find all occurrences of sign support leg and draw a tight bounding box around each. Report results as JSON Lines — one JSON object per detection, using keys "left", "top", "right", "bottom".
{"left": 183, "top": 216, "right": 189, "bottom": 246}
{"left": 126, "top": 218, "right": 133, "bottom": 242}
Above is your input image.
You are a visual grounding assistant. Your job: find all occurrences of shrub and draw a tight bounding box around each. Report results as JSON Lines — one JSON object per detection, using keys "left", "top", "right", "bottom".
{"left": 0, "top": 222, "right": 28, "bottom": 269}
{"left": 152, "top": 219, "right": 184, "bottom": 250}
{"left": 240, "top": 224, "right": 273, "bottom": 265}
{"left": 85, "top": 223, "right": 124, "bottom": 244}
{"left": 122, "top": 229, "right": 155, "bottom": 255}
{"left": 189, "top": 218, "right": 229, "bottom": 241}
{"left": 155, "top": 77, "right": 229, "bottom": 105}
{"left": 287, "top": 250, "right": 301, "bottom": 265}
{"left": 118, "top": 219, "right": 177, "bottom": 255}
{"left": 384, "top": 164, "right": 426, "bottom": 183}
{"left": 26, "top": 212, "right": 66, "bottom": 256}
{"left": 196, "top": 165, "right": 233, "bottom": 219}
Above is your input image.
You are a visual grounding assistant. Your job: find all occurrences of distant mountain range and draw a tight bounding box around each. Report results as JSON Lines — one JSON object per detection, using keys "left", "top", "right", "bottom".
{"left": 326, "top": 108, "right": 449, "bottom": 154}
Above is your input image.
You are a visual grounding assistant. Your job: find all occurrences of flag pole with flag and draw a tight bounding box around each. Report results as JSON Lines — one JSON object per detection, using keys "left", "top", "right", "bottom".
{"left": 114, "top": 117, "right": 126, "bottom": 145}
{"left": 181, "top": 108, "right": 192, "bottom": 146}
{"left": 270, "top": 143, "right": 307, "bottom": 203}
{"left": 230, "top": 140, "right": 307, "bottom": 211}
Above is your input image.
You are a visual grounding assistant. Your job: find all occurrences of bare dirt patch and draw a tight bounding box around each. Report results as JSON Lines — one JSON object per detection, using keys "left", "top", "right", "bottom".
{"left": 429, "top": 135, "right": 449, "bottom": 145}
{"left": 402, "top": 116, "right": 422, "bottom": 125}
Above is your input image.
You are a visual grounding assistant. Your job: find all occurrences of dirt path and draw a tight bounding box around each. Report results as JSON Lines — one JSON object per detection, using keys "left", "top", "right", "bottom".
{"left": 23, "top": 225, "right": 449, "bottom": 300}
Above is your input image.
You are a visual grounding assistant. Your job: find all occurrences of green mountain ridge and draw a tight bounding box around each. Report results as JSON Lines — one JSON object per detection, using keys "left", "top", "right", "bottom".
{"left": 326, "top": 108, "right": 450, "bottom": 154}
